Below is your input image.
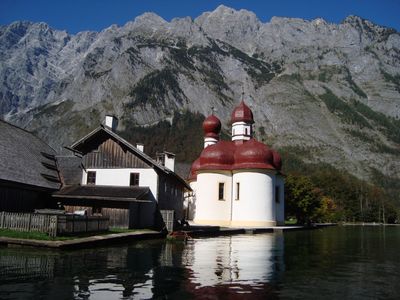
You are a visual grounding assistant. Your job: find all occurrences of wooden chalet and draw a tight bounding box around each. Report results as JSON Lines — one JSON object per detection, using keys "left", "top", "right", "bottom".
{"left": 0, "top": 120, "right": 60, "bottom": 212}
{"left": 54, "top": 116, "right": 191, "bottom": 229}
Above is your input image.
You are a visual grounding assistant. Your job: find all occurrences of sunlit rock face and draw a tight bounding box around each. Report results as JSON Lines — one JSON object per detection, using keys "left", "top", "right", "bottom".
{"left": 1, "top": 5, "right": 400, "bottom": 181}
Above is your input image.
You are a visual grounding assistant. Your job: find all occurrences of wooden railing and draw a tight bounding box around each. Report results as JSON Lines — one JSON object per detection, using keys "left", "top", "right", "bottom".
{"left": 0, "top": 212, "right": 109, "bottom": 237}
{"left": 0, "top": 212, "right": 57, "bottom": 237}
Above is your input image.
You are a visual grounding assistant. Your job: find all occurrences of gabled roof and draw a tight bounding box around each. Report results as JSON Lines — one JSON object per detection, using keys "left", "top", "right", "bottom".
{"left": 0, "top": 119, "right": 60, "bottom": 190}
{"left": 69, "top": 125, "right": 191, "bottom": 190}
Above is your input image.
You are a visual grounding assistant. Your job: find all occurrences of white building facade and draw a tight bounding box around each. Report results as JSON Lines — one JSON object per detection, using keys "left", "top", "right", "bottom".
{"left": 55, "top": 115, "right": 190, "bottom": 229}
{"left": 188, "top": 101, "right": 285, "bottom": 227}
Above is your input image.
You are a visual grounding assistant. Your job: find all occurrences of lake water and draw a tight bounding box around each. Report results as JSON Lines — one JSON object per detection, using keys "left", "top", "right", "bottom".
{"left": 0, "top": 226, "right": 399, "bottom": 299}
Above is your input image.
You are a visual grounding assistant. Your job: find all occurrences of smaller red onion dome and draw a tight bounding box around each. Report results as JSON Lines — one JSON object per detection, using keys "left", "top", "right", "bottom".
{"left": 202, "top": 114, "right": 221, "bottom": 139}
{"left": 233, "top": 139, "right": 275, "bottom": 170}
{"left": 272, "top": 150, "right": 282, "bottom": 170}
{"left": 188, "top": 157, "right": 201, "bottom": 181}
{"left": 231, "top": 100, "right": 254, "bottom": 124}
{"left": 198, "top": 141, "right": 235, "bottom": 170}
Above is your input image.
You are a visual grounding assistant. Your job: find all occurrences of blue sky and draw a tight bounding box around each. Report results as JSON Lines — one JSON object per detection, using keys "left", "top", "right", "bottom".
{"left": 1, "top": 0, "right": 399, "bottom": 34}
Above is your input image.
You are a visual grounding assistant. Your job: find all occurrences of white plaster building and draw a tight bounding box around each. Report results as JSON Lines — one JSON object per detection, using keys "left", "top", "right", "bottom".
{"left": 54, "top": 115, "right": 190, "bottom": 229}
{"left": 188, "top": 101, "right": 285, "bottom": 227}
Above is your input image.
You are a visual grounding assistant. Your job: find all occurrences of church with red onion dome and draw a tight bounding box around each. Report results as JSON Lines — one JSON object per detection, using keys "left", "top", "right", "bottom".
{"left": 187, "top": 100, "right": 285, "bottom": 227}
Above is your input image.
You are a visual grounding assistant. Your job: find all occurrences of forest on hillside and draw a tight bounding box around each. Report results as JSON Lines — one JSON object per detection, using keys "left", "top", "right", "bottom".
{"left": 118, "top": 110, "right": 400, "bottom": 224}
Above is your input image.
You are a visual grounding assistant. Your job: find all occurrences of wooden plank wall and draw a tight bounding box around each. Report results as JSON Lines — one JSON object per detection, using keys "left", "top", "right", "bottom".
{"left": 57, "top": 215, "right": 109, "bottom": 234}
{"left": 64, "top": 205, "right": 129, "bottom": 229}
{"left": 0, "top": 186, "right": 46, "bottom": 212}
{"left": 83, "top": 138, "right": 150, "bottom": 169}
{"left": 102, "top": 208, "right": 129, "bottom": 228}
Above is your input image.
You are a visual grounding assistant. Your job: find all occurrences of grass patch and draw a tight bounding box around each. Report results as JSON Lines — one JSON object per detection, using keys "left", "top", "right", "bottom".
{"left": 224, "top": 43, "right": 280, "bottom": 87}
{"left": 108, "top": 228, "right": 139, "bottom": 234}
{"left": 351, "top": 99, "right": 400, "bottom": 143}
{"left": 278, "top": 73, "right": 302, "bottom": 83}
{"left": 344, "top": 68, "right": 367, "bottom": 98}
{"left": 317, "top": 65, "right": 343, "bottom": 82}
{"left": 345, "top": 129, "right": 375, "bottom": 144}
{"left": 0, "top": 229, "right": 56, "bottom": 241}
{"left": 319, "top": 88, "right": 371, "bottom": 128}
{"left": 285, "top": 219, "right": 298, "bottom": 225}
{"left": 33, "top": 100, "right": 74, "bottom": 119}
{"left": 127, "top": 68, "right": 185, "bottom": 108}
{"left": 382, "top": 70, "right": 400, "bottom": 92}
{"left": 0, "top": 228, "right": 139, "bottom": 241}
{"left": 372, "top": 143, "right": 400, "bottom": 155}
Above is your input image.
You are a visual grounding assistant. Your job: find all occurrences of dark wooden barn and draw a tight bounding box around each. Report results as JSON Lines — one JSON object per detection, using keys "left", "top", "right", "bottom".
{"left": 0, "top": 120, "right": 60, "bottom": 212}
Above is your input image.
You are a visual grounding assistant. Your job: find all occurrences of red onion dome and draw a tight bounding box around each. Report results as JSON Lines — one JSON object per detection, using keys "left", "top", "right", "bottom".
{"left": 188, "top": 157, "right": 201, "bottom": 181}
{"left": 272, "top": 150, "right": 282, "bottom": 170}
{"left": 233, "top": 139, "right": 275, "bottom": 170}
{"left": 231, "top": 100, "right": 254, "bottom": 124}
{"left": 202, "top": 114, "right": 221, "bottom": 139}
{"left": 198, "top": 141, "right": 235, "bottom": 171}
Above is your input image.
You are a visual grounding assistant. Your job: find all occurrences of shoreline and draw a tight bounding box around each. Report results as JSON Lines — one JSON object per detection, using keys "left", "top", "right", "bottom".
{"left": 0, "top": 223, "right": 336, "bottom": 249}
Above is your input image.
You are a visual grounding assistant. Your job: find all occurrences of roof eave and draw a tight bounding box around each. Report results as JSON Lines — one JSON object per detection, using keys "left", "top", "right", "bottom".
{"left": 68, "top": 125, "right": 191, "bottom": 190}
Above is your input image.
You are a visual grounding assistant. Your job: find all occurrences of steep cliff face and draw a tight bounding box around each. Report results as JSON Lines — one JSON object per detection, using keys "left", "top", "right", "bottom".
{"left": 0, "top": 5, "right": 399, "bottom": 182}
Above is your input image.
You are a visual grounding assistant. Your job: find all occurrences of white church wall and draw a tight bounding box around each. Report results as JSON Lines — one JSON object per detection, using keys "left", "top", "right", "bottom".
{"left": 194, "top": 171, "right": 232, "bottom": 226}
{"left": 82, "top": 168, "right": 158, "bottom": 200}
{"left": 231, "top": 171, "right": 276, "bottom": 227}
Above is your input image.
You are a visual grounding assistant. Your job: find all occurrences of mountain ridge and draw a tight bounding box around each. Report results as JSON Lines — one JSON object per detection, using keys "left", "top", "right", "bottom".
{"left": 0, "top": 6, "right": 399, "bottom": 186}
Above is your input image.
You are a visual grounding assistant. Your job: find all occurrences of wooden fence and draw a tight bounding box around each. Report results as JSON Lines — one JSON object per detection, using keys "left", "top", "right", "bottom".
{"left": 0, "top": 212, "right": 57, "bottom": 237}
{"left": 0, "top": 212, "right": 109, "bottom": 237}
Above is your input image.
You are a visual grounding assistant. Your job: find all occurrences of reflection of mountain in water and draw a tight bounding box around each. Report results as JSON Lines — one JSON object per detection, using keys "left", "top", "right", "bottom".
{"left": 0, "top": 234, "right": 284, "bottom": 299}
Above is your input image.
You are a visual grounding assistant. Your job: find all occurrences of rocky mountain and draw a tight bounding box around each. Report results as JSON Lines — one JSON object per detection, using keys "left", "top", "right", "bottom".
{"left": 1, "top": 5, "right": 399, "bottom": 184}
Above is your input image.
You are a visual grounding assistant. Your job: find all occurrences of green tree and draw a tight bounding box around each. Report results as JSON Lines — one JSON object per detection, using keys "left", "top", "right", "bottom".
{"left": 285, "top": 174, "right": 323, "bottom": 225}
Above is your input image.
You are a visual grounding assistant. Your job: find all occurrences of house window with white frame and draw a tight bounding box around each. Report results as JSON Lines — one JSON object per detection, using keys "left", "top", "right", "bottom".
{"left": 130, "top": 173, "right": 140, "bottom": 186}
{"left": 87, "top": 171, "right": 96, "bottom": 185}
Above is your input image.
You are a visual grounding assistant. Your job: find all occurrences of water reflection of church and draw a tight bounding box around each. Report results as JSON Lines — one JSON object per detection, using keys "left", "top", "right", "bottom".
{"left": 182, "top": 234, "right": 284, "bottom": 287}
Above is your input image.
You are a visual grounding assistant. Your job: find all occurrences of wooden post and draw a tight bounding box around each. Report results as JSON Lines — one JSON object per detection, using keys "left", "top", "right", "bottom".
{"left": 0, "top": 211, "right": 4, "bottom": 228}
{"left": 28, "top": 213, "right": 32, "bottom": 231}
